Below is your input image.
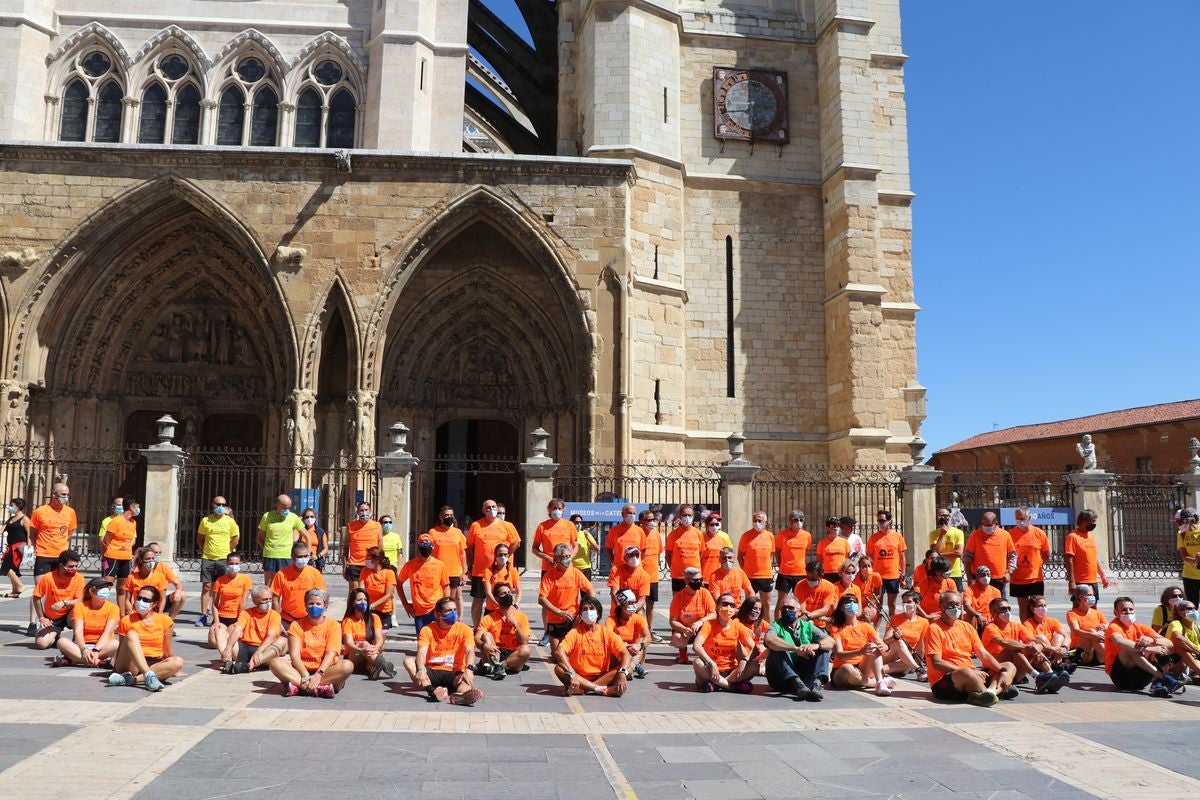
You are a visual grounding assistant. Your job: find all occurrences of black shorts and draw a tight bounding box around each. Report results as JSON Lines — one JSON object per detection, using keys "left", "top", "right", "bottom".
{"left": 102, "top": 558, "right": 131, "bottom": 580}
{"left": 881, "top": 578, "right": 901, "bottom": 595}
{"left": 1008, "top": 581, "right": 1044, "bottom": 598}
{"left": 470, "top": 576, "right": 486, "bottom": 599}
{"left": 449, "top": 576, "right": 462, "bottom": 589}
{"left": 1110, "top": 658, "right": 1153, "bottom": 691}
{"left": 648, "top": 583, "right": 659, "bottom": 602}
{"left": 989, "top": 577, "right": 1008, "bottom": 597}
{"left": 427, "top": 668, "right": 460, "bottom": 691}
{"left": 822, "top": 572, "right": 839, "bottom": 584}
{"left": 199, "top": 559, "right": 225, "bottom": 584}
{"left": 931, "top": 672, "right": 969, "bottom": 701}
{"left": 775, "top": 574, "right": 802, "bottom": 593}
{"left": 580, "top": 568, "right": 593, "bottom": 581}
{"left": 33, "top": 557, "right": 58, "bottom": 577}
{"left": 0, "top": 548, "right": 21, "bottom": 576}
{"left": 262, "top": 557, "right": 291, "bottom": 575}
{"left": 236, "top": 643, "right": 260, "bottom": 665}
{"left": 546, "top": 619, "right": 574, "bottom": 640}
{"left": 750, "top": 578, "right": 774, "bottom": 594}
{"left": 343, "top": 565, "right": 364, "bottom": 582}
{"left": 671, "top": 578, "right": 685, "bottom": 592}
{"left": 219, "top": 616, "right": 238, "bottom": 627}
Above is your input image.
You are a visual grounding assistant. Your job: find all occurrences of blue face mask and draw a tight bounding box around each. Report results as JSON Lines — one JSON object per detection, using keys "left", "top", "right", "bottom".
{"left": 844, "top": 602, "right": 860, "bottom": 616}
{"left": 306, "top": 605, "right": 325, "bottom": 620}
{"left": 355, "top": 601, "right": 369, "bottom": 613}
{"left": 96, "top": 587, "right": 113, "bottom": 602}
{"left": 213, "top": 505, "right": 226, "bottom": 515}
{"left": 441, "top": 609, "right": 458, "bottom": 625}
{"left": 132, "top": 507, "right": 141, "bottom": 518}
{"left": 279, "top": 508, "right": 290, "bottom": 518}
{"left": 293, "top": 557, "right": 309, "bottom": 569}
{"left": 382, "top": 522, "right": 393, "bottom": 533}
{"left": 780, "top": 608, "right": 797, "bottom": 625}
{"left": 135, "top": 600, "right": 153, "bottom": 614}
{"left": 113, "top": 505, "right": 124, "bottom": 514}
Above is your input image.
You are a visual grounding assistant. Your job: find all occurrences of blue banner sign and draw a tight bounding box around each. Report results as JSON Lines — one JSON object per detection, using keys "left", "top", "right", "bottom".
{"left": 998, "top": 507, "right": 1073, "bottom": 527}
{"left": 566, "top": 502, "right": 651, "bottom": 522}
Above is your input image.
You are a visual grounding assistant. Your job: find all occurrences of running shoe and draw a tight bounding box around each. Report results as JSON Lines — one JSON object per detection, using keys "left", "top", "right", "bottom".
{"left": 1034, "top": 671, "right": 1060, "bottom": 694}
{"left": 998, "top": 686, "right": 1020, "bottom": 700}
{"left": 1149, "top": 680, "right": 1169, "bottom": 698}
{"left": 650, "top": 633, "right": 666, "bottom": 644}
{"left": 633, "top": 664, "right": 647, "bottom": 679}
{"left": 451, "top": 688, "right": 483, "bottom": 706}
{"left": 108, "top": 671, "right": 135, "bottom": 687}
{"left": 315, "top": 683, "right": 336, "bottom": 699}
{"left": 967, "top": 689, "right": 999, "bottom": 707}
{"left": 538, "top": 633, "right": 551, "bottom": 647}
{"left": 1161, "top": 674, "right": 1186, "bottom": 695}
{"left": 144, "top": 672, "right": 164, "bottom": 692}
{"left": 731, "top": 681, "right": 754, "bottom": 694}
{"left": 283, "top": 683, "right": 300, "bottom": 697}
{"left": 195, "top": 614, "right": 209, "bottom": 627}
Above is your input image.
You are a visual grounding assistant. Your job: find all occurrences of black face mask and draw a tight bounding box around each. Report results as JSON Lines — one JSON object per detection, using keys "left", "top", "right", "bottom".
{"left": 497, "top": 594, "right": 514, "bottom": 608}
{"left": 687, "top": 580, "right": 703, "bottom": 591}
{"left": 441, "top": 516, "right": 454, "bottom": 525}
{"left": 1085, "top": 523, "right": 1097, "bottom": 532}
{"left": 418, "top": 544, "right": 434, "bottom": 557}
{"left": 937, "top": 517, "right": 949, "bottom": 526}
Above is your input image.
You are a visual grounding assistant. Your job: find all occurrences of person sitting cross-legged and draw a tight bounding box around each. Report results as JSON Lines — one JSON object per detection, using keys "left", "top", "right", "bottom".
{"left": 54, "top": 578, "right": 119, "bottom": 668}
{"left": 765, "top": 594, "right": 833, "bottom": 701}
{"left": 692, "top": 592, "right": 759, "bottom": 693}
{"left": 552, "top": 595, "right": 631, "bottom": 697}
{"left": 921, "top": 589, "right": 1016, "bottom": 707}
{"left": 1066, "top": 583, "right": 1107, "bottom": 667}
{"left": 107, "top": 585, "right": 185, "bottom": 692}
{"left": 474, "top": 581, "right": 533, "bottom": 679}
{"left": 268, "top": 589, "right": 354, "bottom": 698}
{"left": 981, "top": 597, "right": 1061, "bottom": 694}
{"left": 403, "top": 596, "right": 484, "bottom": 705}
{"left": 1105, "top": 595, "right": 1183, "bottom": 697}
{"left": 829, "top": 593, "right": 894, "bottom": 696}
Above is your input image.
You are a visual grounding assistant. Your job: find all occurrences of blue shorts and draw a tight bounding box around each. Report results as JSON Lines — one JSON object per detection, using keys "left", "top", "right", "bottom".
{"left": 262, "top": 557, "right": 291, "bottom": 574}
{"left": 413, "top": 611, "right": 436, "bottom": 635}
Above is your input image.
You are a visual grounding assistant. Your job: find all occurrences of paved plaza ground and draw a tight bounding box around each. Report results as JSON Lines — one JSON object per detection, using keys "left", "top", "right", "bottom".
{"left": 0, "top": 575, "right": 1197, "bottom": 799}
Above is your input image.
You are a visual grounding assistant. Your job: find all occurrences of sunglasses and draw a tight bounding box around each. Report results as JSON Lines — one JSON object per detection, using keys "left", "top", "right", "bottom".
{"left": 997, "top": 607, "right": 1012, "bottom": 612}
{"left": 138, "top": 597, "right": 155, "bottom": 604}
{"left": 718, "top": 602, "right": 737, "bottom": 608}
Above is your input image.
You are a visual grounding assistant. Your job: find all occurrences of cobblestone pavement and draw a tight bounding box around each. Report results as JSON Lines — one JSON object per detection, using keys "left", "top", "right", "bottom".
{"left": 0, "top": 576, "right": 1195, "bottom": 800}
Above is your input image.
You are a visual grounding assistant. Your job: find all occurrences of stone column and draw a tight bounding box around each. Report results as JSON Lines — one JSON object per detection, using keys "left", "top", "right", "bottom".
{"left": 899, "top": 459, "right": 941, "bottom": 566}
{"left": 518, "top": 428, "right": 557, "bottom": 569}
{"left": 1070, "top": 469, "right": 1115, "bottom": 569}
{"left": 140, "top": 416, "right": 185, "bottom": 565}
{"left": 717, "top": 434, "right": 758, "bottom": 551}
{"left": 376, "top": 422, "right": 419, "bottom": 547}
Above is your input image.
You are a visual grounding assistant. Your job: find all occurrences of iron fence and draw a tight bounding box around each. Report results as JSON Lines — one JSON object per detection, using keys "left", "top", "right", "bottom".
{"left": 0, "top": 440, "right": 145, "bottom": 569}
{"left": 753, "top": 464, "right": 904, "bottom": 539}
{"left": 1108, "top": 477, "right": 1187, "bottom": 579}
{"left": 409, "top": 453, "right": 521, "bottom": 561}
{"left": 175, "top": 450, "right": 378, "bottom": 573}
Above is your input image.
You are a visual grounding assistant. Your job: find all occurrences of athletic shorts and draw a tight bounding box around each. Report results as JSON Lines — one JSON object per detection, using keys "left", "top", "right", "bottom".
{"left": 1110, "top": 658, "right": 1153, "bottom": 691}
{"left": 262, "top": 557, "right": 291, "bottom": 575}
{"left": 931, "top": 672, "right": 969, "bottom": 701}
{"left": 881, "top": 578, "right": 901, "bottom": 595}
{"left": 989, "top": 577, "right": 1008, "bottom": 597}
{"left": 33, "top": 557, "right": 58, "bottom": 577}
{"left": 822, "top": 572, "right": 840, "bottom": 584}
{"left": 469, "top": 576, "right": 486, "bottom": 599}
{"left": 219, "top": 616, "right": 238, "bottom": 627}
{"left": 199, "top": 559, "right": 226, "bottom": 584}
{"left": 343, "top": 565, "right": 364, "bottom": 582}
{"left": 449, "top": 576, "right": 462, "bottom": 589}
{"left": 750, "top": 578, "right": 774, "bottom": 594}
{"left": 1008, "top": 581, "right": 1044, "bottom": 598}
{"left": 413, "top": 611, "right": 436, "bottom": 635}
{"left": 236, "top": 643, "right": 260, "bottom": 665}
{"left": 647, "top": 583, "right": 659, "bottom": 602}
{"left": 101, "top": 558, "right": 132, "bottom": 580}
{"left": 775, "top": 574, "right": 802, "bottom": 593}
{"left": 546, "top": 619, "right": 575, "bottom": 640}
{"left": 426, "top": 668, "right": 460, "bottom": 691}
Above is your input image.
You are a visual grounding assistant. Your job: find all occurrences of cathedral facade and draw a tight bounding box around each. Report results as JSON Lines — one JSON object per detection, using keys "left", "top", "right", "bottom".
{"left": 0, "top": 0, "right": 922, "bottom": 469}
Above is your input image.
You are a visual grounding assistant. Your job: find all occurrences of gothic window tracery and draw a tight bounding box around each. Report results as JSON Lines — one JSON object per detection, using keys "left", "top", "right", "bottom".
{"left": 292, "top": 58, "right": 358, "bottom": 148}
{"left": 58, "top": 48, "right": 125, "bottom": 142}
{"left": 136, "top": 51, "right": 202, "bottom": 144}
{"left": 215, "top": 54, "right": 281, "bottom": 146}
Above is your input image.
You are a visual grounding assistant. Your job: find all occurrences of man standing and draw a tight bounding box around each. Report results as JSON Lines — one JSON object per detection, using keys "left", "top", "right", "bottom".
{"left": 737, "top": 510, "right": 775, "bottom": 617}
{"left": 466, "top": 499, "right": 520, "bottom": 626}
{"left": 29, "top": 483, "right": 76, "bottom": 578}
{"left": 605, "top": 503, "right": 645, "bottom": 568}
{"left": 270, "top": 542, "right": 328, "bottom": 625}
{"left": 765, "top": 594, "right": 833, "bottom": 700}
{"left": 867, "top": 509, "right": 907, "bottom": 617}
{"left": 1064, "top": 509, "right": 1109, "bottom": 602}
{"left": 774, "top": 510, "right": 812, "bottom": 619}
{"left": 639, "top": 510, "right": 665, "bottom": 643}
{"left": 930, "top": 508, "right": 965, "bottom": 591}
{"left": 97, "top": 496, "right": 123, "bottom": 555}
{"left": 197, "top": 495, "right": 239, "bottom": 627}
{"left": 101, "top": 498, "right": 140, "bottom": 613}
{"left": 343, "top": 501, "right": 383, "bottom": 592}
{"left": 963, "top": 512, "right": 1016, "bottom": 598}
{"left": 397, "top": 537, "right": 450, "bottom": 635}
{"left": 665, "top": 505, "right": 703, "bottom": 592}
{"left": 816, "top": 517, "right": 851, "bottom": 582}
{"left": 425, "top": 506, "right": 467, "bottom": 613}
{"left": 1010, "top": 507, "right": 1051, "bottom": 620}
{"left": 258, "top": 495, "right": 304, "bottom": 586}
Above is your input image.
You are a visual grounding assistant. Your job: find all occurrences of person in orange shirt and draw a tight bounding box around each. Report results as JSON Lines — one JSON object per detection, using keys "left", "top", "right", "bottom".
{"left": 707, "top": 547, "right": 753, "bottom": 605}
{"left": 123, "top": 547, "right": 169, "bottom": 616}
{"left": 699, "top": 514, "right": 731, "bottom": 579}
{"left": 736, "top": 596, "right": 770, "bottom": 672}
{"left": 914, "top": 557, "right": 958, "bottom": 620}
{"left": 538, "top": 543, "right": 594, "bottom": 651}
{"left": 854, "top": 556, "right": 885, "bottom": 623}
{"left": 669, "top": 566, "right": 716, "bottom": 663}
{"left": 100, "top": 498, "right": 139, "bottom": 611}
{"left": 885, "top": 589, "right": 930, "bottom": 680}
{"left": 608, "top": 545, "right": 650, "bottom": 617}
{"left": 1009, "top": 507, "right": 1052, "bottom": 620}
{"left": 829, "top": 593, "right": 894, "bottom": 695}
{"left": 794, "top": 559, "right": 840, "bottom": 628}
{"left": 482, "top": 542, "right": 521, "bottom": 613}
{"left": 270, "top": 541, "right": 328, "bottom": 624}
{"left": 963, "top": 512, "right": 1016, "bottom": 598}
{"left": 921, "top": 589, "right": 1016, "bottom": 707}
{"left": 963, "top": 566, "right": 1001, "bottom": 631}
{"left": 833, "top": 560, "right": 863, "bottom": 607}
{"left": 774, "top": 510, "right": 812, "bottom": 619}
{"left": 981, "top": 597, "right": 1059, "bottom": 692}
{"left": 145, "top": 542, "right": 187, "bottom": 622}
{"left": 403, "top": 596, "right": 484, "bottom": 705}
{"left": 108, "top": 585, "right": 185, "bottom": 691}
{"left": 1064, "top": 509, "right": 1109, "bottom": 602}
{"left": 1105, "top": 596, "right": 1181, "bottom": 696}
{"left": 220, "top": 586, "right": 287, "bottom": 674}
{"left": 270, "top": 588, "right": 353, "bottom": 698}
{"left": 533, "top": 498, "right": 578, "bottom": 642}
{"left": 553, "top": 595, "right": 631, "bottom": 697}
{"left": 467, "top": 499, "right": 521, "bottom": 626}
{"left": 816, "top": 517, "right": 851, "bottom": 581}
{"left": 1023, "top": 594, "right": 1073, "bottom": 677}
{"left": 342, "top": 587, "right": 396, "bottom": 680}
{"left": 866, "top": 510, "right": 906, "bottom": 616}
{"left": 360, "top": 546, "right": 397, "bottom": 628}
{"left": 425, "top": 506, "right": 467, "bottom": 614}
{"left": 665, "top": 505, "right": 704, "bottom": 594}
{"left": 737, "top": 510, "right": 775, "bottom": 617}
{"left": 474, "top": 581, "right": 532, "bottom": 678}
{"left": 691, "top": 592, "right": 758, "bottom": 693}
{"left": 398, "top": 538, "right": 451, "bottom": 634}
{"left": 605, "top": 503, "right": 644, "bottom": 565}
{"left": 342, "top": 501, "right": 383, "bottom": 592}
{"left": 637, "top": 510, "right": 665, "bottom": 642}
{"left": 29, "top": 482, "right": 76, "bottom": 578}
{"left": 55, "top": 578, "right": 119, "bottom": 668}
{"left": 206, "top": 551, "right": 252, "bottom": 654}
{"left": 32, "top": 548, "right": 85, "bottom": 650}
{"left": 910, "top": 548, "right": 938, "bottom": 586}
{"left": 607, "top": 589, "right": 651, "bottom": 679}
{"left": 1066, "top": 584, "right": 1107, "bottom": 666}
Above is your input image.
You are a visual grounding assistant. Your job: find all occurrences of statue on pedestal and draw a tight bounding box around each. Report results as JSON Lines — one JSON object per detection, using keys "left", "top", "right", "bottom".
{"left": 1076, "top": 434, "right": 1097, "bottom": 471}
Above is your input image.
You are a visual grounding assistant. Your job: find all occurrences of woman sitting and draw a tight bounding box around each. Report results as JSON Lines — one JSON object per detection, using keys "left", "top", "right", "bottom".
{"left": 54, "top": 578, "right": 119, "bottom": 668}
{"left": 107, "top": 585, "right": 185, "bottom": 692}
{"left": 829, "top": 593, "right": 895, "bottom": 696}
{"left": 342, "top": 587, "right": 396, "bottom": 680}
{"left": 692, "top": 592, "right": 758, "bottom": 693}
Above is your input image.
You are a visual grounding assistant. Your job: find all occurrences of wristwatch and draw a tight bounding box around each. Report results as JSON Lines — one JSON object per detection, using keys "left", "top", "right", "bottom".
{"left": 467, "top": 663, "right": 477, "bottom": 673}
{"left": 618, "top": 668, "right": 629, "bottom": 677}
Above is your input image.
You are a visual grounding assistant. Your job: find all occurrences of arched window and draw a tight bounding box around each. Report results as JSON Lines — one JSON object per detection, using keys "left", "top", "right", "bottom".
{"left": 327, "top": 89, "right": 355, "bottom": 148}
{"left": 56, "top": 49, "right": 125, "bottom": 143}
{"left": 172, "top": 83, "right": 201, "bottom": 144}
{"left": 217, "top": 84, "right": 244, "bottom": 145}
{"left": 214, "top": 54, "right": 281, "bottom": 146}
{"left": 138, "top": 82, "right": 167, "bottom": 143}
{"left": 94, "top": 81, "right": 124, "bottom": 143}
{"left": 294, "top": 87, "right": 321, "bottom": 148}
{"left": 59, "top": 79, "right": 88, "bottom": 141}
{"left": 250, "top": 86, "right": 278, "bottom": 146}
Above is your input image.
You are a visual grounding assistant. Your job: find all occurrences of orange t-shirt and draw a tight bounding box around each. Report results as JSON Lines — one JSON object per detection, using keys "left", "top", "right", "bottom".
{"left": 706, "top": 567, "right": 753, "bottom": 605}
{"left": 643, "top": 528, "right": 664, "bottom": 582}
{"left": 855, "top": 570, "right": 884, "bottom": 605}
{"left": 34, "top": 570, "right": 85, "bottom": 620}
{"left": 118, "top": 612, "right": 173, "bottom": 658}
{"left": 982, "top": 619, "right": 1031, "bottom": 658}
{"left": 288, "top": 616, "right": 342, "bottom": 671}
{"left": 866, "top": 531, "right": 907, "bottom": 580}
{"left": 341, "top": 612, "right": 383, "bottom": 643}
{"left": 423, "top": 527, "right": 466, "bottom": 577}
{"left": 965, "top": 528, "right": 1015, "bottom": 576}
{"left": 397, "top": 556, "right": 450, "bottom": 616}
{"left": 213, "top": 573, "right": 252, "bottom": 619}
{"left": 559, "top": 625, "right": 626, "bottom": 680}
{"left": 607, "top": 563, "right": 650, "bottom": 598}
{"left": 103, "top": 516, "right": 137, "bottom": 561}
{"left": 1064, "top": 530, "right": 1101, "bottom": 583}
{"left": 775, "top": 528, "right": 812, "bottom": 576}
{"left": 482, "top": 563, "right": 521, "bottom": 611}
{"left": 964, "top": 583, "right": 1001, "bottom": 625}
{"left": 606, "top": 612, "right": 649, "bottom": 645}
{"left": 538, "top": 566, "right": 592, "bottom": 623}
{"left": 1067, "top": 607, "right": 1108, "bottom": 648}
{"left": 1011, "top": 525, "right": 1050, "bottom": 584}
{"left": 361, "top": 567, "right": 397, "bottom": 614}
{"left": 1104, "top": 619, "right": 1159, "bottom": 674}
{"left": 737, "top": 529, "right": 776, "bottom": 579}
{"left": 698, "top": 618, "right": 755, "bottom": 672}
{"left": 832, "top": 620, "right": 882, "bottom": 667}
{"left": 419, "top": 620, "right": 473, "bottom": 672}
{"left": 833, "top": 580, "right": 863, "bottom": 607}
{"left": 922, "top": 619, "right": 986, "bottom": 685}
{"left": 794, "top": 578, "right": 840, "bottom": 627}
{"left": 269, "top": 565, "right": 328, "bottom": 622}
{"left": 700, "top": 534, "right": 729, "bottom": 578}
{"left": 124, "top": 568, "right": 169, "bottom": 602}
{"left": 534, "top": 519, "right": 578, "bottom": 568}
{"left": 71, "top": 600, "right": 119, "bottom": 644}
{"left": 30, "top": 503, "right": 77, "bottom": 559}
{"left": 816, "top": 536, "right": 851, "bottom": 574}
{"left": 302, "top": 526, "right": 319, "bottom": 552}
{"left": 669, "top": 587, "right": 716, "bottom": 627}
{"left": 467, "top": 520, "right": 520, "bottom": 577}
{"left": 605, "top": 522, "right": 646, "bottom": 559}
{"left": 665, "top": 525, "right": 704, "bottom": 578}
{"left": 346, "top": 520, "right": 382, "bottom": 566}
{"left": 890, "top": 611, "right": 929, "bottom": 649}
{"left": 236, "top": 608, "right": 281, "bottom": 647}
{"left": 915, "top": 575, "right": 958, "bottom": 615}
{"left": 1023, "top": 615, "right": 1065, "bottom": 642}
{"left": 476, "top": 609, "right": 530, "bottom": 651}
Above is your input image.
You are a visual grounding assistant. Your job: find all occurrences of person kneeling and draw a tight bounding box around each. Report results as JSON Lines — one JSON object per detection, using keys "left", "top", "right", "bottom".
{"left": 921, "top": 589, "right": 1016, "bottom": 707}
{"left": 55, "top": 578, "right": 119, "bottom": 668}
{"left": 553, "top": 596, "right": 630, "bottom": 697}
{"left": 108, "top": 586, "right": 185, "bottom": 692}
{"left": 268, "top": 589, "right": 353, "bottom": 698}
{"left": 219, "top": 587, "right": 287, "bottom": 674}
{"left": 403, "top": 596, "right": 484, "bottom": 705}
{"left": 475, "top": 582, "right": 532, "bottom": 679}
{"left": 692, "top": 592, "right": 758, "bottom": 693}
{"left": 342, "top": 587, "right": 396, "bottom": 680}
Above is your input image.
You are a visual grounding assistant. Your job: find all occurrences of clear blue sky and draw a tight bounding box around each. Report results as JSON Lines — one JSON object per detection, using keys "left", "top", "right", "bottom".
{"left": 903, "top": 1, "right": 1200, "bottom": 453}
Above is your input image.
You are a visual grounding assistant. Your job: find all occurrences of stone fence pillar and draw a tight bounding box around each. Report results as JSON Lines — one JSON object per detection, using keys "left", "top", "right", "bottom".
{"left": 1071, "top": 469, "right": 1114, "bottom": 571}
{"left": 717, "top": 434, "right": 758, "bottom": 551}
{"left": 377, "top": 422, "right": 419, "bottom": 547}
{"left": 519, "top": 428, "right": 557, "bottom": 569}
{"left": 899, "top": 462, "right": 941, "bottom": 565}
{"left": 140, "top": 415, "right": 185, "bottom": 566}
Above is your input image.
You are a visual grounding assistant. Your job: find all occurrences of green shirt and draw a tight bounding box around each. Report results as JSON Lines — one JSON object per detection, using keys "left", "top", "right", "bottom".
{"left": 770, "top": 618, "right": 824, "bottom": 647}
{"left": 198, "top": 514, "right": 241, "bottom": 561}
{"left": 258, "top": 511, "right": 304, "bottom": 559}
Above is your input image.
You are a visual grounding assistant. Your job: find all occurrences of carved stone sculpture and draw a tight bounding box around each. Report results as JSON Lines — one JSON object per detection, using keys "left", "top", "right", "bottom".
{"left": 1076, "top": 434, "right": 1097, "bottom": 471}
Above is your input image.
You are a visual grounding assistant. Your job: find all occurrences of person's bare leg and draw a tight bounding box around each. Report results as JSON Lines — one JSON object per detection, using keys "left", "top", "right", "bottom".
{"left": 268, "top": 657, "right": 303, "bottom": 687}
{"left": 57, "top": 637, "right": 85, "bottom": 664}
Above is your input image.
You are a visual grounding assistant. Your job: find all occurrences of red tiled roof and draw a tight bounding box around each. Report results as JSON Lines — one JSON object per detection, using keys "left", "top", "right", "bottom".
{"left": 935, "top": 399, "right": 1200, "bottom": 454}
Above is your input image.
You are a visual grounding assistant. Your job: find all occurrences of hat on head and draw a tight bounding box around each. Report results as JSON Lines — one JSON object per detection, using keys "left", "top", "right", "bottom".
{"left": 707, "top": 513, "right": 721, "bottom": 523}
{"left": 975, "top": 565, "right": 991, "bottom": 578}
{"left": 615, "top": 588, "right": 636, "bottom": 605}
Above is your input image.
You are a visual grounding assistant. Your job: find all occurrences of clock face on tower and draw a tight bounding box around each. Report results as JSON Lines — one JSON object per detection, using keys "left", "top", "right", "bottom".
{"left": 712, "top": 67, "right": 789, "bottom": 143}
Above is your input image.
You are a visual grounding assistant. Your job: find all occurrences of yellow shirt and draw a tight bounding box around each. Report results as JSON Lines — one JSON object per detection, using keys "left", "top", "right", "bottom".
{"left": 382, "top": 531, "right": 404, "bottom": 568}
{"left": 930, "top": 527, "right": 965, "bottom": 578}
{"left": 572, "top": 528, "right": 594, "bottom": 571}
{"left": 1167, "top": 619, "right": 1200, "bottom": 650}
{"left": 1179, "top": 528, "right": 1200, "bottom": 580}
{"left": 198, "top": 514, "right": 241, "bottom": 561}
{"left": 97, "top": 515, "right": 114, "bottom": 540}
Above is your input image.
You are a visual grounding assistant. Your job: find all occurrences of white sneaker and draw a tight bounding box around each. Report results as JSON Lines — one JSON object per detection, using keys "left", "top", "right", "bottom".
{"left": 875, "top": 681, "right": 892, "bottom": 696}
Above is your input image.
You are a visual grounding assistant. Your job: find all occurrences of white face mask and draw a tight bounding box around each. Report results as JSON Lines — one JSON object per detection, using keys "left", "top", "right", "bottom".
{"left": 227, "top": 563, "right": 241, "bottom": 574}
{"left": 581, "top": 609, "right": 598, "bottom": 624}
{"left": 486, "top": 508, "right": 498, "bottom": 519}
{"left": 791, "top": 521, "right": 802, "bottom": 530}
{"left": 806, "top": 578, "right": 820, "bottom": 587}
{"left": 982, "top": 525, "right": 996, "bottom": 534}
{"left": 497, "top": 513, "right": 506, "bottom": 521}
{"left": 623, "top": 513, "right": 635, "bottom": 524}
{"left": 902, "top": 602, "right": 916, "bottom": 615}
{"left": 944, "top": 607, "right": 963, "bottom": 620}
{"left": 625, "top": 604, "right": 638, "bottom": 615}
{"left": 722, "top": 558, "right": 735, "bottom": 569}
{"left": 497, "top": 555, "right": 509, "bottom": 565}
{"left": 681, "top": 515, "right": 693, "bottom": 526}
{"left": 1032, "top": 606, "right": 1047, "bottom": 618}
{"left": 1119, "top": 612, "right": 1136, "bottom": 624}
{"left": 625, "top": 557, "right": 640, "bottom": 568}
{"left": 550, "top": 509, "right": 563, "bottom": 519}
{"left": 257, "top": 601, "right": 271, "bottom": 611}
{"left": 1017, "top": 519, "right": 1030, "bottom": 529}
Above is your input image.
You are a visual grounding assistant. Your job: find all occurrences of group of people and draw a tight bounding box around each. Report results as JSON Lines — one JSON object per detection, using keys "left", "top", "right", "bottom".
{"left": 11, "top": 484, "right": 1200, "bottom": 707}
